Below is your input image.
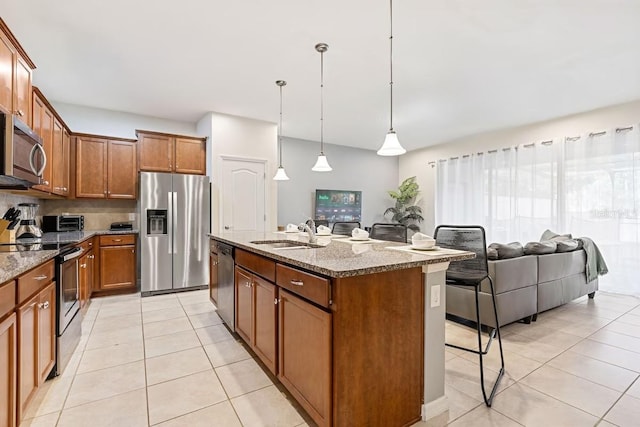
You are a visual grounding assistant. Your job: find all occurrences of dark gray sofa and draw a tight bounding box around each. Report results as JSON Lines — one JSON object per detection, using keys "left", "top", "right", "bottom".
{"left": 446, "top": 249, "right": 598, "bottom": 328}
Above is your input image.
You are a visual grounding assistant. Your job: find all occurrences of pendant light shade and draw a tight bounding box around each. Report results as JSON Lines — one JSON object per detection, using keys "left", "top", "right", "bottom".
{"left": 312, "top": 42, "right": 332, "bottom": 172}
{"left": 273, "top": 80, "right": 290, "bottom": 181}
{"left": 377, "top": 0, "right": 406, "bottom": 156}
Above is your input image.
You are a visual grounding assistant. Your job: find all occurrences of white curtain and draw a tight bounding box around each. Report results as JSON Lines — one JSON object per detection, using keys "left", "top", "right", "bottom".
{"left": 435, "top": 126, "right": 640, "bottom": 295}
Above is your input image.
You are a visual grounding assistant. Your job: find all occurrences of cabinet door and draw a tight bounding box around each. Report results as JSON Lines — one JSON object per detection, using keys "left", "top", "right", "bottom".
{"left": 107, "top": 140, "right": 137, "bottom": 199}
{"left": 32, "top": 104, "right": 53, "bottom": 193}
{"left": 253, "top": 276, "right": 277, "bottom": 375}
{"left": 137, "top": 133, "right": 172, "bottom": 172}
{"left": 0, "top": 313, "right": 17, "bottom": 427}
{"left": 37, "top": 284, "right": 55, "bottom": 384}
{"left": 79, "top": 252, "right": 90, "bottom": 308}
{"left": 278, "top": 289, "right": 331, "bottom": 427}
{"left": 174, "top": 137, "right": 206, "bottom": 175}
{"left": 50, "top": 119, "right": 65, "bottom": 196}
{"left": 209, "top": 253, "right": 218, "bottom": 305}
{"left": 13, "top": 56, "right": 31, "bottom": 126}
{"left": 0, "top": 33, "right": 13, "bottom": 115}
{"left": 17, "top": 294, "right": 38, "bottom": 420}
{"left": 234, "top": 267, "right": 253, "bottom": 344}
{"left": 60, "top": 128, "right": 71, "bottom": 196}
{"left": 76, "top": 137, "right": 107, "bottom": 198}
{"left": 99, "top": 245, "right": 136, "bottom": 291}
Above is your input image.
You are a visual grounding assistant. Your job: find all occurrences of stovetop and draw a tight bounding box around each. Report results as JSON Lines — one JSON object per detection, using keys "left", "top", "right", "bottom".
{"left": 0, "top": 240, "right": 72, "bottom": 253}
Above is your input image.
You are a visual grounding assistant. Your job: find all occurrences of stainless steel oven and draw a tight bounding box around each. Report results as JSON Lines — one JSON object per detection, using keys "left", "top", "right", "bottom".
{"left": 54, "top": 245, "right": 84, "bottom": 376}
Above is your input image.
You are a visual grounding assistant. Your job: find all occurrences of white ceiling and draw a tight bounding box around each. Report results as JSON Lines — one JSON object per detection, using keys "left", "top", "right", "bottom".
{"left": 3, "top": 0, "right": 640, "bottom": 151}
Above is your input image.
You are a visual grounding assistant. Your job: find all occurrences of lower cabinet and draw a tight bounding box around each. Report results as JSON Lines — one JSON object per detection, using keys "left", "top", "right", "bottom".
{"left": 209, "top": 243, "right": 218, "bottom": 305}
{"left": 17, "top": 281, "right": 56, "bottom": 421}
{"left": 234, "top": 266, "right": 277, "bottom": 375}
{"left": 96, "top": 234, "right": 136, "bottom": 294}
{"left": 79, "top": 248, "right": 94, "bottom": 309}
{"left": 0, "top": 312, "right": 17, "bottom": 427}
{"left": 278, "top": 289, "right": 331, "bottom": 427}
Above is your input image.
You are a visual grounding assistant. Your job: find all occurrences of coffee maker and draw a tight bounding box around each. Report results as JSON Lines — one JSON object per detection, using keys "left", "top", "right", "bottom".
{"left": 16, "top": 203, "right": 43, "bottom": 240}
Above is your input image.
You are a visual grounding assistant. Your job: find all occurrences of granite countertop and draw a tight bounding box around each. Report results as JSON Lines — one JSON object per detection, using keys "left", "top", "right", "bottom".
{"left": 0, "top": 229, "right": 139, "bottom": 284}
{"left": 210, "top": 231, "right": 474, "bottom": 278}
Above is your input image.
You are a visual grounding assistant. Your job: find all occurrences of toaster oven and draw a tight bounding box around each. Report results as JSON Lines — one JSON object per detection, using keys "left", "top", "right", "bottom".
{"left": 42, "top": 215, "right": 84, "bottom": 232}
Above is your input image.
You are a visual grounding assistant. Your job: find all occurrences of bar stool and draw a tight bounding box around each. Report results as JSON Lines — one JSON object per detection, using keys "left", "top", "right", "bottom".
{"left": 331, "top": 221, "right": 361, "bottom": 236}
{"left": 434, "top": 224, "right": 504, "bottom": 407}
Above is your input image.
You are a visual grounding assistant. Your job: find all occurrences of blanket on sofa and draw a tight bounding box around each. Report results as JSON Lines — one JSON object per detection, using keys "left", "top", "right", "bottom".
{"left": 577, "top": 237, "right": 608, "bottom": 282}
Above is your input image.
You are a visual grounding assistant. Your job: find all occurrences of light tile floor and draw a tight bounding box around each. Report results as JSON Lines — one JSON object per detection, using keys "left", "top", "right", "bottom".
{"left": 19, "top": 289, "right": 640, "bottom": 426}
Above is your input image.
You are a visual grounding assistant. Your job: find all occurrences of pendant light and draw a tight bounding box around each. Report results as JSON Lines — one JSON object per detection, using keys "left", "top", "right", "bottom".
{"left": 273, "top": 80, "right": 290, "bottom": 181}
{"left": 312, "top": 42, "right": 332, "bottom": 172}
{"left": 377, "top": 0, "right": 406, "bottom": 156}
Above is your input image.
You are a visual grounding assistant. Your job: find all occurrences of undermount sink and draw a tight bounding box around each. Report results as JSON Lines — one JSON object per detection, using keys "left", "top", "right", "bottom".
{"left": 250, "top": 240, "right": 323, "bottom": 249}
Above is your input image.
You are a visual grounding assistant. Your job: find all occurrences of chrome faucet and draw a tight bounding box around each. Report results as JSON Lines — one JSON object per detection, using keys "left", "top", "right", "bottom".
{"left": 299, "top": 220, "right": 317, "bottom": 244}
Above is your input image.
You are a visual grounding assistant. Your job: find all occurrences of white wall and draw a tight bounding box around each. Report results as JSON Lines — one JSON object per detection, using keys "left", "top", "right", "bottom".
{"left": 400, "top": 99, "right": 640, "bottom": 234}
{"left": 277, "top": 137, "right": 399, "bottom": 228}
{"left": 52, "top": 102, "right": 198, "bottom": 138}
{"left": 197, "top": 112, "right": 278, "bottom": 233}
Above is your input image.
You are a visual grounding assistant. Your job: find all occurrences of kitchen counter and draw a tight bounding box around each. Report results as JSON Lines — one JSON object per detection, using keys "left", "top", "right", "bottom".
{"left": 210, "top": 231, "right": 474, "bottom": 278}
{"left": 0, "top": 229, "right": 139, "bottom": 284}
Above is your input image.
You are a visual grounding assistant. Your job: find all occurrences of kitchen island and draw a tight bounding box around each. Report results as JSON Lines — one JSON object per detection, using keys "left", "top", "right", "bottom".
{"left": 210, "top": 231, "right": 473, "bottom": 427}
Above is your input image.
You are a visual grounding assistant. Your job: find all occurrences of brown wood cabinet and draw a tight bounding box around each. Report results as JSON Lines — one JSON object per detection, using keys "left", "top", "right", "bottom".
{"left": 50, "top": 119, "right": 70, "bottom": 196}
{"left": 31, "top": 92, "right": 53, "bottom": 193}
{"left": 17, "top": 293, "right": 38, "bottom": 420}
{"left": 79, "top": 245, "right": 95, "bottom": 309}
{"left": 0, "top": 312, "right": 17, "bottom": 427}
{"left": 96, "top": 234, "right": 136, "bottom": 294}
{"left": 136, "top": 130, "right": 206, "bottom": 175}
{"left": 0, "top": 21, "right": 34, "bottom": 126}
{"left": 209, "top": 241, "right": 218, "bottom": 305}
{"left": 37, "top": 283, "right": 55, "bottom": 385}
{"left": 76, "top": 135, "right": 137, "bottom": 199}
{"left": 234, "top": 265, "right": 278, "bottom": 375}
{"left": 278, "top": 289, "right": 331, "bottom": 427}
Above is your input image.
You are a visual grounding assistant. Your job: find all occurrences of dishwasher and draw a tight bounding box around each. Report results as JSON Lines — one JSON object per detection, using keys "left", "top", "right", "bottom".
{"left": 216, "top": 242, "right": 235, "bottom": 332}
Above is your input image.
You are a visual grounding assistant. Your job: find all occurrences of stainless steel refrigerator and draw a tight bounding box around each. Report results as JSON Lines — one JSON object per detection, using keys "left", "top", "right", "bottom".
{"left": 139, "top": 172, "right": 210, "bottom": 295}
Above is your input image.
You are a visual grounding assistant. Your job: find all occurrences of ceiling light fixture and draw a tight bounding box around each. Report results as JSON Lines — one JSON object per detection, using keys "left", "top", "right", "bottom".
{"left": 377, "top": 0, "right": 406, "bottom": 156}
{"left": 312, "top": 42, "right": 332, "bottom": 172}
{"left": 273, "top": 80, "right": 290, "bottom": 181}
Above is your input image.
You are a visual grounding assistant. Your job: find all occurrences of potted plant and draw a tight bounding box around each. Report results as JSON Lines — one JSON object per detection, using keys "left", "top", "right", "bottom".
{"left": 384, "top": 176, "right": 424, "bottom": 232}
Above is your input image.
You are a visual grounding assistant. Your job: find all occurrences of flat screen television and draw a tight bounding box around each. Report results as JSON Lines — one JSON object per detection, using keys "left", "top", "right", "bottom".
{"left": 314, "top": 189, "right": 362, "bottom": 223}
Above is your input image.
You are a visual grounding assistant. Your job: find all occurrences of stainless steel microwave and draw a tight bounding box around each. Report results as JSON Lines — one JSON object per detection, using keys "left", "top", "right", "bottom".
{"left": 0, "top": 109, "right": 46, "bottom": 189}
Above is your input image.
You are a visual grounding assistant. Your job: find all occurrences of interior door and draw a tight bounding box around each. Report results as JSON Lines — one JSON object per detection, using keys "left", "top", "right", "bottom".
{"left": 221, "top": 158, "right": 266, "bottom": 233}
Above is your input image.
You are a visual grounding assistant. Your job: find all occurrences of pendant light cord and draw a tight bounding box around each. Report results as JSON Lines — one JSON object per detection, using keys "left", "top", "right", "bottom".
{"left": 279, "top": 83, "right": 283, "bottom": 167}
{"left": 320, "top": 49, "right": 325, "bottom": 154}
{"left": 389, "top": 0, "right": 394, "bottom": 132}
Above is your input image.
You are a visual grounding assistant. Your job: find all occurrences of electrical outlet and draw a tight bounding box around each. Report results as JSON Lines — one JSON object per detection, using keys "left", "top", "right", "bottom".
{"left": 430, "top": 285, "right": 441, "bottom": 308}
{"left": 128, "top": 213, "right": 136, "bottom": 221}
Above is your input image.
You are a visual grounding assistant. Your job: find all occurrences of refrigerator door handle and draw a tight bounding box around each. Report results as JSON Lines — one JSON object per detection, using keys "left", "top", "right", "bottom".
{"left": 167, "top": 191, "right": 173, "bottom": 255}
{"left": 172, "top": 191, "right": 178, "bottom": 254}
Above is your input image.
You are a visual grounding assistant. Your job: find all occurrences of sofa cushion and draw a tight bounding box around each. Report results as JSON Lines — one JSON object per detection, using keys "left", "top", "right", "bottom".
{"left": 488, "top": 242, "right": 524, "bottom": 260}
{"left": 538, "top": 250, "right": 587, "bottom": 282}
{"left": 524, "top": 240, "right": 557, "bottom": 255}
{"left": 485, "top": 255, "right": 538, "bottom": 294}
{"left": 556, "top": 239, "right": 580, "bottom": 253}
{"left": 540, "top": 229, "right": 572, "bottom": 241}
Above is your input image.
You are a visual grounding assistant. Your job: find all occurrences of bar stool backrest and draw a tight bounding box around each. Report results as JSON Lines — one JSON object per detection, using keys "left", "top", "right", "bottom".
{"left": 434, "top": 225, "right": 489, "bottom": 284}
{"left": 369, "top": 223, "right": 407, "bottom": 243}
{"left": 331, "top": 221, "right": 361, "bottom": 236}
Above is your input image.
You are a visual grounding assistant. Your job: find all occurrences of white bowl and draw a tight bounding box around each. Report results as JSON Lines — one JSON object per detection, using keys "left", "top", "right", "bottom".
{"left": 411, "top": 238, "right": 436, "bottom": 249}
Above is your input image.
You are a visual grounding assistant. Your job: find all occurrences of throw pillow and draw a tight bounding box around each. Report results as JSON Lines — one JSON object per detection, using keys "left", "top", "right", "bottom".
{"left": 488, "top": 242, "right": 524, "bottom": 259}
{"left": 556, "top": 239, "right": 580, "bottom": 253}
{"left": 540, "top": 229, "right": 572, "bottom": 241}
{"left": 524, "top": 240, "right": 557, "bottom": 255}
{"left": 487, "top": 247, "right": 498, "bottom": 260}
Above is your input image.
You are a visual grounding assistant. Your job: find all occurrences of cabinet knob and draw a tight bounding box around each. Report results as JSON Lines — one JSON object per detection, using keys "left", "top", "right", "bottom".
{"left": 17, "top": 109, "right": 24, "bottom": 116}
{"left": 290, "top": 280, "right": 304, "bottom": 287}
{"left": 80, "top": 263, "right": 87, "bottom": 268}
{"left": 43, "top": 180, "right": 49, "bottom": 185}
{"left": 38, "top": 301, "right": 50, "bottom": 310}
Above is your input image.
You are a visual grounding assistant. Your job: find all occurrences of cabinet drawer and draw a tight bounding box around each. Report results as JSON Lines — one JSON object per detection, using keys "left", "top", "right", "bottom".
{"left": 236, "top": 249, "right": 275, "bottom": 282}
{"left": 17, "top": 259, "right": 55, "bottom": 305}
{"left": 276, "top": 264, "right": 330, "bottom": 308}
{"left": 99, "top": 234, "right": 136, "bottom": 246}
{"left": 0, "top": 280, "right": 16, "bottom": 319}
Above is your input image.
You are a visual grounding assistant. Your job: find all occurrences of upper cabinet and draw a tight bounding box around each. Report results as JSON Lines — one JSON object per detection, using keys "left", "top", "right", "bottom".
{"left": 0, "top": 19, "right": 35, "bottom": 125}
{"left": 75, "top": 134, "right": 137, "bottom": 199}
{"left": 136, "top": 130, "right": 206, "bottom": 175}
{"left": 31, "top": 88, "right": 70, "bottom": 197}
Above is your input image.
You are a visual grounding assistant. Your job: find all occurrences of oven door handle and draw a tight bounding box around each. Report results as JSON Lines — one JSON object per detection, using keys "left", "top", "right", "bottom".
{"left": 60, "top": 246, "right": 84, "bottom": 261}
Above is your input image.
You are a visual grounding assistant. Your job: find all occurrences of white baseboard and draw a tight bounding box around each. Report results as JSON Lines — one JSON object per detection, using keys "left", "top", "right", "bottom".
{"left": 422, "top": 395, "right": 449, "bottom": 422}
